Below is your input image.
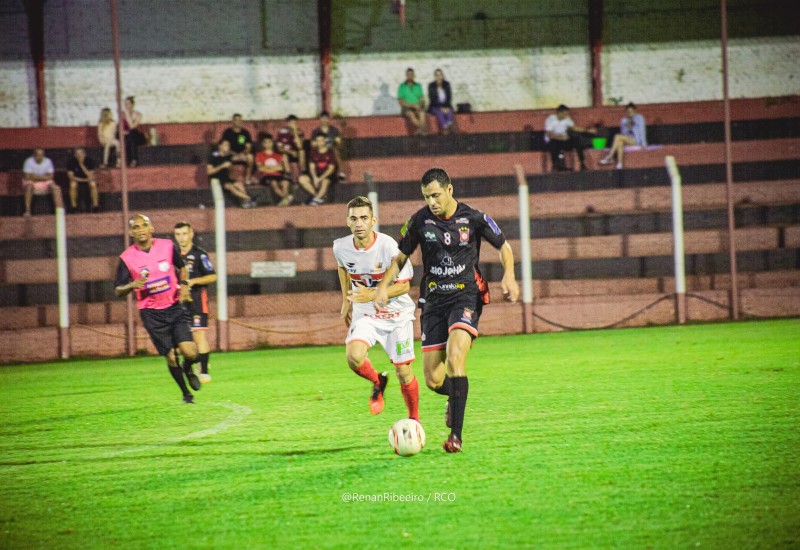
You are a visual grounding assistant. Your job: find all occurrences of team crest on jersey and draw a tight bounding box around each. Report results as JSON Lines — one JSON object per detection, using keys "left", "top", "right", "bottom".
{"left": 374, "top": 261, "right": 383, "bottom": 269}
{"left": 158, "top": 261, "right": 170, "bottom": 272}
{"left": 484, "top": 214, "right": 502, "bottom": 235}
{"left": 459, "top": 226, "right": 470, "bottom": 243}
{"left": 462, "top": 308, "right": 474, "bottom": 322}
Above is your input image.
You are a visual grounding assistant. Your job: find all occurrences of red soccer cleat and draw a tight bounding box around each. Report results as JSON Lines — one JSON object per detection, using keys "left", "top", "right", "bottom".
{"left": 369, "top": 372, "right": 388, "bottom": 415}
{"left": 442, "top": 433, "right": 462, "bottom": 453}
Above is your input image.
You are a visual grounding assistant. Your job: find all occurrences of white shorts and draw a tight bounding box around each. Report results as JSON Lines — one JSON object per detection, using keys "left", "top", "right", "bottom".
{"left": 345, "top": 315, "right": 415, "bottom": 366}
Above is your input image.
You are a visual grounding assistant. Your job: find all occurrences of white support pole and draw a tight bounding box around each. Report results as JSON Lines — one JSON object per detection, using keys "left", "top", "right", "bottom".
{"left": 365, "top": 172, "right": 379, "bottom": 231}
{"left": 55, "top": 206, "right": 70, "bottom": 358}
{"left": 211, "top": 180, "right": 229, "bottom": 351}
{"left": 665, "top": 156, "right": 687, "bottom": 324}
{"left": 514, "top": 164, "right": 534, "bottom": 333}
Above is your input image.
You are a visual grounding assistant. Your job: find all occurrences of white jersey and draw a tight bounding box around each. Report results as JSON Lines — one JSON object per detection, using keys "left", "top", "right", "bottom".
{"left": 333, "top": 231, "right": 415, "bottom": 322}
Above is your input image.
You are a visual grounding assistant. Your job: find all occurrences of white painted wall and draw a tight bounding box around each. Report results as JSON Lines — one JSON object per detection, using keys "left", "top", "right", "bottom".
{"left": 0, "top": 38, "right": 797, "bottom": 127}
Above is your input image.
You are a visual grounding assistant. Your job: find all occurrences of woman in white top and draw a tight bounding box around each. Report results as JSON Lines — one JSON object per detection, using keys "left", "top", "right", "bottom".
{"left": 97, "top": 107, "right": 119, "bottom": 168}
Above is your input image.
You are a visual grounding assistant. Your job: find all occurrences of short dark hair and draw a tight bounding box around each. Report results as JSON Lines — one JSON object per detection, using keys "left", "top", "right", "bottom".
{"left": 232, "top": 113, "right": 242, "bottom": 119}
{"left": 421, "top": 168, "right": 451, "bottom": 188}
{"left": 174, "top": 221, "right": 192, "bottom": 230}
{"left": 259, "top": 132, "right": 274, "bottom": 141}
{"left": 347, "top": 196, "right": 373, "bottom": 213}
{"left": 286, "top": 114, "right": 298, "bottom": 121}
{"left": 626, "top": 102, "right": 637, "bottom": 109}
{"left": 125, "top": 95, "right": 135, "bottom": 102}
{"left": 556, "top": 104, "right": 569, "bottom": 112}
{"left": 320, "top": 110, "right": 330, "bottom": 118}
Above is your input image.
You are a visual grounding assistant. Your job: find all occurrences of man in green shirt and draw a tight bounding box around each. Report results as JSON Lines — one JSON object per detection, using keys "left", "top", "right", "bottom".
{"left": 397, "top": 68, "right": 428, "bottom": 135}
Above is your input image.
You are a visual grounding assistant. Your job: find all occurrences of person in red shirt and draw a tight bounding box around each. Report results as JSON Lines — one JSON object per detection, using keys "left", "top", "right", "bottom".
{"left": 255, "top": 133, "right": 293, "bottom": 207}
{"left": 298, "top": 133, "right": 335, "bottom": 206}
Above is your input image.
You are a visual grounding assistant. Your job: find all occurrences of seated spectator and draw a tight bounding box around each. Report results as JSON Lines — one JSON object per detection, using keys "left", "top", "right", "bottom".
{"left": 599, "top": 102, "right": 647, "bottom": 169}
{"left": 298, "top": 133, "right": 335, "bottom": 206}
{"left": 276, "top": 114, "right": 306, "bottom": 180}
{"left": 67, "top": 147, "right": 99, "bottom": 213}
{"left": 97, "top": 107, "right": 119, "bottom": 168}
{"left": 22, "top": 148, "right": 62, "bottom": 216}
{"left": 255, "top": 133, "right": 293, "bottom": 207}
{"left": 428, "top": 68, "right": 455, "bottom": 134}
{"left": 398, "top": 67, "right": 427, "bottom": 135}
{"left": 544, "top": 104, "right": 595, "bottom": 171}
{"left": 311, "top": 110, "right": 345, "bottom": 181}
{"left": 122, "top": 96, "right": 145, "bottom": 167}
{"left": 221, "top": 113, "right": 254, "bottom": 184}
{"left": 207, "top": 140, "right": 254, "bottom": 208}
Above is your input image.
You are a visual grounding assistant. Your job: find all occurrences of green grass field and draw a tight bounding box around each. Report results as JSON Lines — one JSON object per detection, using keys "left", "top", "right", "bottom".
{"left": 1, "top": 319, "right": 798, "bottom": 549}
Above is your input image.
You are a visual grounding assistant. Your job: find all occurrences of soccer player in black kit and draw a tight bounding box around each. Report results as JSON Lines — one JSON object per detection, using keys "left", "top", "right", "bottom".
{"left": 374, "top": 168, "right": 519, "bottom": 452}
{"left": 173, "top": 222, "right": 218, "bottom": 383}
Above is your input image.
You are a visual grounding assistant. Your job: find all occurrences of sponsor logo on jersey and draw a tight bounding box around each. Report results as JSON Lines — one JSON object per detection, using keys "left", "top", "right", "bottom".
{"left": 456, "top": 217, "right": 469, "bottom": 223}
{"left": 424, "top": 219, "right": 437, "bottom": 225}
{"left": 424, "top": 231, "right": 437, "bottom": 241}
{"left": 484, "top": 214, "right": 502, "bottom": 235}
{"left": 202, "top": 255, "right": 214, "bottom": 271}
{"left": 440, "top": 254, "right": 454, "bottom": 267}
{"left": 429, "top": 263, "right": 466, "bottom": 277}
{"left": 158, "top": 261, "right": 170, "bottom": 272}
{"left": 144, "top": 276, "right": 171, "bottom": 295}
{"left": 421, "top": 332, "right": 426, "bottom": 342}
{"left": 433, "top": 282, "right": 465, "bottom": 292}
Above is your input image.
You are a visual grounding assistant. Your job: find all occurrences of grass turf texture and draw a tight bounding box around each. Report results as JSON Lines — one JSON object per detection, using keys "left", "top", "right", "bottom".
{"left": 1, "top": 319, "right": 798, "bottom": 549}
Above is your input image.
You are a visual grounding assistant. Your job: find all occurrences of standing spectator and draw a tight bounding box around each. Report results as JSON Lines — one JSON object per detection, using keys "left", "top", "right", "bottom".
{"left": 22, "top": 148, "right": 62, "bottom": 216}
{"left": 66, "top": 147, "right": 100, "bottom": 213}
{"left": 544, "top": 104, "right": 594, "bottom": 171}
{"left": 311, "top": 110, "right": 345, "bottom": 181}
{"left": 97, "top": 107, "right": 119, "bottom": 168}
{"left": 207, "top": 140, "right": 254, "bottom": 208}
{"left": 599, "top": 102, "right": 648, "bottom": 169}
{"left": 255, "top": 133, "right": 293, "bottom": 206}
{"left": 428, "top": 68, "right": 455, "bottom": 134}
{"left": 122, "top": 96, "right": 144, "bottom": 167}
{"left": 220, "top": 113, "right": 254, "bottom": 184}
{"left": 398, "top": 68, "right": 427, "bottom": 135}
{"left": 276, "top": 114, "right": 306, "bottom": 181}
{"left": 298, "top": 133, "right": 335, "bottom": 205}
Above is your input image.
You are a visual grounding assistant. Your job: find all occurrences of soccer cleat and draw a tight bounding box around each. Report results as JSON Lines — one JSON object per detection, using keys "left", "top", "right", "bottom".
{"left": 445, "top": 399, "right": 452, "bottom": 428}
{"left": 184, "top": 365, "right": 202, "bottom": 391}
{"left": 442, "top": 433, "right": 462, "bottom": 453}
{"left": 198, "top": 373, "right": 212, "bottom": 384}
{"left": 369, "top": 372, "right": 389, "bottom": 415}
{"left": 598, "top": 157, "right": 613, "bottom": 165}
{"left": 182, "top": 393, "right": 195, "bottom": 404}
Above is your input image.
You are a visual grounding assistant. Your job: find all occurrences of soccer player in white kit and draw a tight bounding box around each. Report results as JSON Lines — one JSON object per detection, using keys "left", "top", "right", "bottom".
{"left": 333, "top": 196, "right": 420, "bottom": 421}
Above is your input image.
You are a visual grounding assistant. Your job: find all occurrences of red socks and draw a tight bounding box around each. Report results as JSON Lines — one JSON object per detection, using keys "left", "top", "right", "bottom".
{"left": 400, "top": 377, "right": 420, "bottom": 421}
{"left": 354, "top": 358, "right": 380, "bottom": 384}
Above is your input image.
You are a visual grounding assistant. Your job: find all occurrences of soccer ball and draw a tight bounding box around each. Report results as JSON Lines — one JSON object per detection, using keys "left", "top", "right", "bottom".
{"left": 388, "top": 419, "right": 426, "bottom": 457}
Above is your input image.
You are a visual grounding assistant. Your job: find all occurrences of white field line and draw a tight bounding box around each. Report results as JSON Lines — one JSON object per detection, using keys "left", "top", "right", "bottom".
{"left": 105, "top": 402, "right": 252, "bottom": 457}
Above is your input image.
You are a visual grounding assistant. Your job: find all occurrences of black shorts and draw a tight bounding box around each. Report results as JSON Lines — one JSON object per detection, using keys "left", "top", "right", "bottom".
{"left": 260, "top": 175, "right": 286, "bottom": 186}
{"left": 420, "top": 291, "right": 483, "bottom": 352}
{"left": 140, "top": 303, "right": 193, "bottom": 355}
{"left": 187, "top": 289, "right": 209, "bottom": 331}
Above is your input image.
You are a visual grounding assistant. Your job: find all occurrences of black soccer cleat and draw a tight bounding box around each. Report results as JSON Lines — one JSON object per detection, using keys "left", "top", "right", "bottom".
{"left": 183, "top": 364, "right": 202, "bottom": 391}
{"left": 182, "top": 393, "right": 195, "bottom": 404}
{"left": 369, "top": 372, "right": 389, "bottom": 415}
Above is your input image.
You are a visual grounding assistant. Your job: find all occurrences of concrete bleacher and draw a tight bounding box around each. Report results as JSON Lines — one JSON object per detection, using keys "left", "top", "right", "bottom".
{"left": 1, "top": 96, "right": 799, "bottom": 362}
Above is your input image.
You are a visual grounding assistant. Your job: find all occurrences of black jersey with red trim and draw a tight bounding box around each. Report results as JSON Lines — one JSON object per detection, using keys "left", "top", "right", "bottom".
{"left": 180, "top": 244, "right": 216, "bottom": 304}
{"left": 398, "top": 202, "right": 506, "bottom": 302}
